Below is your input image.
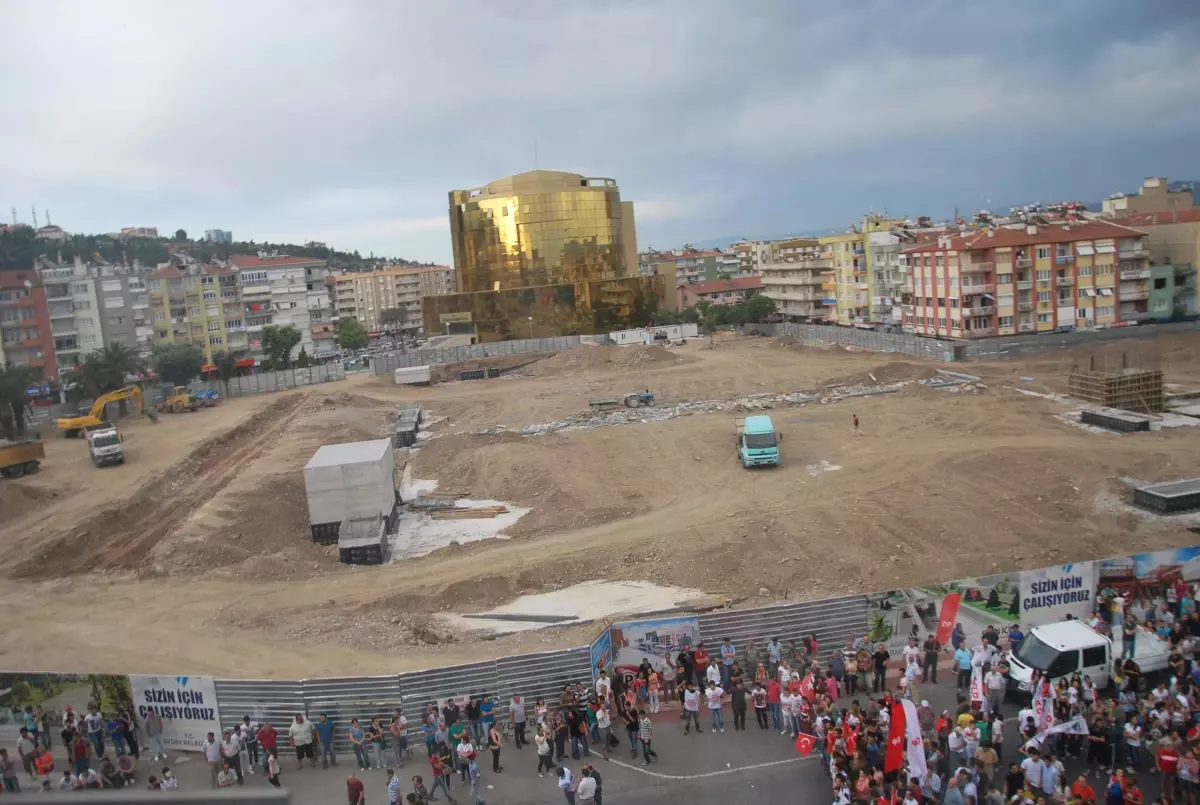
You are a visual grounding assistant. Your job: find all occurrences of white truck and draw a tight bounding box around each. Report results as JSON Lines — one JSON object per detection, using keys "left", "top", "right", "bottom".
{"left": 1006, "top": 619, "right": 1170, "bottom": 696}
{"left": 85, "top": 425, "right": 125, "bottom": 467}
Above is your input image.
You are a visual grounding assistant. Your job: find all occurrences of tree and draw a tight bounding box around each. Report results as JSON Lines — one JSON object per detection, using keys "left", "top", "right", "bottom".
{"left": 152, "top": 344, "right": 205, "bottom": 386}
{"left": 70, "top": 342, "right": 139, "bottom": 413}
{"left": 743, "top": 293, "right": 778, "bottom": 323}
{"left": 986, "top": 587, "right": 1001, "bottom": 610}
{"left": 1008, "top": 586, "right": 1020, "bottom": 617}
{"left": 379, "top": 307, "right": 407, "bottom": 329}
{"left": 650, "top": 309, "right": 682, "bottom": 326}
{"left": 261, "top": 324, "right": 303, "bottom": 371}
{"left": 173, "top": 229, "right": 187, "bottom": 241}
{"left": 211, "top": 350, "right": 238, "bottom": 396}
{"left": 717, "top": 272, "right": 732, "bottom": 281}
{"left": 296, "top": 346, "right": 311, "bottom": 368}
{"left": 335, "top": 317, "right": 368, "bottom": 351}
{"left": 0, "top": 363, "right": 36, "bottom": 440}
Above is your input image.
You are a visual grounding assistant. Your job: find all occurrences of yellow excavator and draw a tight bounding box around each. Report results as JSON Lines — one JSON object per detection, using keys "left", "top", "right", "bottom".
{"left": 56, "top": 385, "right": 149, "bottom": 437}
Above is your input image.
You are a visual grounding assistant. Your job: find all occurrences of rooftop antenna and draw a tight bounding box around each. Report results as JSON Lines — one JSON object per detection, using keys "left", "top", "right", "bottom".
{"left": 46, "top": 209, "right": 51, "bottom": 226}
{"left": 10, "top": 207, "right": 15, "bottom": 226}
{"left": 32, "top": 206, "right": 38, "bottom": 229}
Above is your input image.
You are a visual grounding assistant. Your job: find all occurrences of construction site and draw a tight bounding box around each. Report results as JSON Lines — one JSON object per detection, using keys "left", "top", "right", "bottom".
{"left": 2, "top": 331, "right": 1200, "bottom": 678}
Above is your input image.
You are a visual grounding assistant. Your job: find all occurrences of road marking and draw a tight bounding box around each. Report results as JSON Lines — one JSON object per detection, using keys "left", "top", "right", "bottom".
{"left": 606, "top": 753, "right": 817, "bottom": 780}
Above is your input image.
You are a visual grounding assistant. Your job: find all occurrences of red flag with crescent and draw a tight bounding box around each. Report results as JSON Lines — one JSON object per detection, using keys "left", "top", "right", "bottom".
{"left": 884, "top": 698, "right": 906, "bottom": 773}
{"left": 935, "top": 592, "right": 962, "bottom": 646}
{"left": 795, "top": 732, "right": 816, "bottom": 756}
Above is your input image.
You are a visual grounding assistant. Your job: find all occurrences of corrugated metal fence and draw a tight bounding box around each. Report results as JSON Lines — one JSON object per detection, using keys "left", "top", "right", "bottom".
{"left": 220, "top": 364, "right": 347, "bottom": 396}
{"left": 371, "top": 337, "right": 581, "bottom": 374}
{"left": 210, "top": 595, "right": 868, "bottom": 743}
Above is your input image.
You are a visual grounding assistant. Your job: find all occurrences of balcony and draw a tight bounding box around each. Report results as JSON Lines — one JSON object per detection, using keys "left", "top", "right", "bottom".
{"left": 1176, "top": 282, "right": 1196, "bottom": 297}
{"left": 961, "top": 283, "right": 995, "bottom": 295}
{"left": 1055, "top": 254, "right": 1075, "bottom": 264}
{"left": 49, "top": 307, "right": 75, "bottom": 319}
{"left": 1016, "top": 280, "right": 1034, "bottom": 290}
{"left": 854, "top": 247, "right": 865, "bottom": 255}
{"left": 50, "top": 325, "right": 78, "bottom": 337}
{"left": 969, "top": 326, "right": 998, "bottom": 336}
{"left": 168, "top": 296, "right": 186, "bottom": 306}
{"left": 1174, "top": 262, "right": 1195, "bottom": 275}
{"left": 1119, "top": 268, "right": 1150, "bottom": 280}
{"left": 1119, "top": 248, "right": 1148, "bottom": 259}
{"left": 770, "top": 292, "right": 821, "bottom": 303}
{"left": 761, "top": 274, "right": 820, "bottom": 286}
{"left": 854, "top": 282, "right": 868, "bottom": 290}
{"left": 1056, "top": 275, "right": 1075, "bottom": 285}
{"left": 1018, "top": 302, "right": 1035, "bottom": 312}
{"left": 1120, "top": 289, "right": 1149, "bottom": 301}
{"left": 1019, "top": 322, "right": 1035, "bottom": 332}
{"left": 964, "top": 305, "right": 996, "bottom": 316}
{"left": 1015, "top": 258, "right": 1032, "bottom": 268}
{"left": 961, "top": 261, "right": 993, "bottom": 273}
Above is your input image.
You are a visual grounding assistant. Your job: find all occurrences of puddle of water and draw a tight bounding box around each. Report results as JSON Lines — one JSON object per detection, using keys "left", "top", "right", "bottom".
{"left": 438, "top": 580, "right": 709, "bottom": 635}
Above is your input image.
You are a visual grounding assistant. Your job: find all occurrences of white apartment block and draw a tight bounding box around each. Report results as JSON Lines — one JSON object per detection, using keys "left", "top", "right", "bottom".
{"left": 231, "top": 255, "right": 328, "bottom": 360}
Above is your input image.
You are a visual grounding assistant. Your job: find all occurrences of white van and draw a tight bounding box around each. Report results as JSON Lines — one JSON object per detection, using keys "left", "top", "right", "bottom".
{"left": 1006, "top": 619, "right": 1170, "bottom": 695}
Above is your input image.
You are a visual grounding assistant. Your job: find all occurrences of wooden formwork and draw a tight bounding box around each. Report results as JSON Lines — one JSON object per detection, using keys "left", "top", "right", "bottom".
{"left": 1067, "top": 368, "right": 1164, "bottom": 414}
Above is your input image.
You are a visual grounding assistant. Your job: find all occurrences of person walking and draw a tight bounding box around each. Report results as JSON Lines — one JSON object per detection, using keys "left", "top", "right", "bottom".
{"left": 201, "top": 732, "right": 222, "bottom": 789}
{"left": 266, "top": 749, "right": 282, "bottom": 788}
{"left": 705, "top": 680, "right": 725, "bottom": 732}
{"left": 536, "top": 727, "right": 555, "bottom": 777}
{"left": 509, "top": 696, "right": 527, "bottom": 749}
{"left": 467, "top": 757, "right": 486, "bottom": 805}
{"left": 557, "top": 765, "right": 576, "bottom": 805}
{"left": 595, "top": 705, "right": 613, "bottom": 754}
{"left": 1, "top": 749, "right": 20, "bottom": 793}
{"left": 386, "top": 769, "right": 401, "bottom": 805}
{"left": 317, "top": 714, "right": 337, "bottom": 770}
{"left": 429, "top": 751, "right": 457, "bottom": 804}
{"left": 347, "top": 774, "right": 366, "bottom": 805}
{"left": 143, "top": 711, "right": 165, "bottom": 762}
{"left": 680, "top": 681, "right": 702, "bottom": 734}
{"left": 623, "top": 708, "right": 640, "bottom": 759}
{"left": 487, "top": 722, "right": 503, "bottom": 773}
{"left": 637, "top": 711, "right": 658, "bottom": 765}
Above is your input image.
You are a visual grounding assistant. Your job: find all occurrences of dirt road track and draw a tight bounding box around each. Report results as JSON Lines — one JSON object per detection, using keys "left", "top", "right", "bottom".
{"left": 9, "top": 393, "right": 310, "bottom": 579}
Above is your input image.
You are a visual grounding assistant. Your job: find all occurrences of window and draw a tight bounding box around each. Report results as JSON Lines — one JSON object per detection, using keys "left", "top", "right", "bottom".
{"left": 103, "top": 296, "right": 125, "bottom": 309}
{"left": 1081, "top": 645, "right": 1107, "bottom": 669}
{"left": 75, "top": 300, "right": 91, "bottom": 310}
{"left": 209, "top": 335, "right": 223, "bottom": 345}
{"left": 72, "top": 282, "right": 90, "bottom": 294}
{"left": 201, "top": 275, "right": 215, "bottom": 285}
{"left": 937, "top": 297, "right": 945, "bottom": 308}
{"left": 1078, "top": 288, "right": 1089, "bottom": 299}
{"left": 242, "top": 270, "right": 269, "bottom": 286}
{"left": 226, "top": 319, "right": 242, "bottom": 328}
{"left": 154, "top": 311, "right": 165, "bottom": 322}
{"left": 997, "top": 273, "right": 1012, "bottom": 285}
{"left": 1098, "top": 306, "right": 1113, "bottom": 317}
{"left": 935, "top": 255, "right": 943, "bottom": 267}
{"left": 1154, "top": 277, "right": 1167, "bottom": 290}
{"left": 184, "top": 277, "right": 197, "bottom": 288}
{"left": 207, "top": 320, "right": 221, "bottom": 331}
{"left": 203, "top": 291, "right": 217, "bottom": 301}
{"left": 998, "top": 294, "right": 1013, "bottom": 307}
{"left": 1152, "top": 299, "right": 1168, "bottom": 312}
{"left": 1037, "top": 313, "right": 1051, "bottom": 323}
{"left": 1037, "top": 291, "right": 1051, "bottom": 302}
{"left": 999, "top": 316, "right": 1014, "bottom": 327}
{"left": 940, "top": 318, "right": 947, "bottom": 328}
{"left": 1036, "top": 247, "right": 1050, "bottom": 260}
{"left": 949, "top": 299, "right": 959, "bottom": 308}
{"left": 157, "top": 329, "right": 168, "bottom": 339}
{"left": 101, "top": 280, "right": 122, "bottom": 293}
{"left": 149, "top": 279, "right": 162, "bottom": 291}
{"left": 1079, "top": 265, "right": 1092, "bottom": 276}
{"left": 188, "top": 307, "right": 200, "bottom": 317}
{"left": 1097, "top": 264, "right": 1113, "bottom": 276}
{"left": 1036, "top": 269, "right": 1051, "bottom": 281}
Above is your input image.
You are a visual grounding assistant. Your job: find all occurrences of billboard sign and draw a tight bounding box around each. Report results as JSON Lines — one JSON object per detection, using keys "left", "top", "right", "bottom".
{"left": 129, "top": 674, "right": 222, "bottom": 751}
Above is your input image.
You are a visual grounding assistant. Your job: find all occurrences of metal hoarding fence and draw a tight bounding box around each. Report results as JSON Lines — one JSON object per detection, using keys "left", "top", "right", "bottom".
{"left": 698, "top": 595, "right": 869, "bottom": 672}
{"left": 371, "top": 336, "right": 582, "bottom": 374}
{"left": 300, "top": 676, "right": 404, "bottom": 757}
{"left": 214, "top": 678, "right": 307, "bottom": 741}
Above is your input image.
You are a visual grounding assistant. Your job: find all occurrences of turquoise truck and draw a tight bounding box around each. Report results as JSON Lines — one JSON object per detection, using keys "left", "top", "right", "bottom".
{"left": 735, "top": 415, "right": 782, "bottom": 468}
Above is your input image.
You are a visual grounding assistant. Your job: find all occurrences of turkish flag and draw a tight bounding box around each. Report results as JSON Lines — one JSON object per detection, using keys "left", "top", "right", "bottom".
{"left": 844, "top": 726, "right": 859, "bottom": 756}
{"left": 889, "top": 788, "right": 898, "bottom": 805}
{"left": 795, "top": 732, "right": 816, "bottom": 756}
{"left": 827, "top": 730, "right": 837, "bottom": 756}
{"left": 799, "top": 673, "right": 816, "bottom": 702}
{"left": 884, "top": 699, "right": 906, "bottom": 773}
{"left": 934, "top": 592, "right": 962, "bottom": 646}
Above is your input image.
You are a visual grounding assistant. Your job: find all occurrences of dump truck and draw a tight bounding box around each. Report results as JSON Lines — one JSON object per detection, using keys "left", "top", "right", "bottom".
{"left": 735, "top": 415, "right": 782, "bottom": 468}
{"left": 588, "top": 390, "right": 655, "bottom": 410}
{"left": 0, "top": 439, "right": 45, "bottom": 479}
{"left": 56, "top": 385, "right": 145, "bottom": 437}
{"left": 84, "top": 425, "right": 125, "bottom": 467}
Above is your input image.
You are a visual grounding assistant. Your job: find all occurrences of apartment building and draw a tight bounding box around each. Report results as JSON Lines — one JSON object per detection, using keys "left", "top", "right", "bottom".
{"left": 1111, "top": 209, "right": 1199, "bottom": 318}
{"left": 900, "top": 221, "right": 1151, "bottom": 339}
{"left": 757, "top": 237, "right": 831, "bottom": 322}
{"left": 1102, "top": 177, "right": 1194, "bottom": 218}
{"left": 818, "top": 231, "right": 869, "bottom": 325}
{"left": 230, "top": 255, "right": 325, "bottom": 361}
{"left": 331, "top": 268, "right": 419, "bottom": 335}
{"left": 37, "top": 259, "right": 103, "bottom": 376}
{"left": 148, "top": 264, "right": 243, "bottom": 363}
{"left": 677, "top": 276, "right": 762, "bottom": 309}
{"left": 204, "top": 229, "right": 233, "bottom": 244}
{"left": 0, "top": 270, "right": 56, "bottom": 379}
{"left": 94, "top": 265, "right": 153, "bottom": 354}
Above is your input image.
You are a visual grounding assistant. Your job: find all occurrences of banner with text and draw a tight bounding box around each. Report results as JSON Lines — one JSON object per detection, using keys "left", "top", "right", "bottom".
{"left": 589, "top": 627, "right": 613, "bottom": 684}
{"left": 130, "top": 674, "right": 222, "bottom": 751}
{"left": 1019, "top": 562, "right": 1096, "bottom": 629}
{"left": 609, "top": 616, "right": 698, "bottom": 684}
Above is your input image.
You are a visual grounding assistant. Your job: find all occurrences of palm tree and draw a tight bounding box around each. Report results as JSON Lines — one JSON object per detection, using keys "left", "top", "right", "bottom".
{"left": 0, "top": 363, "right": 36, "bottom": 441}
{"left": 70, "top": 342, "right": 140, "bottom": 415}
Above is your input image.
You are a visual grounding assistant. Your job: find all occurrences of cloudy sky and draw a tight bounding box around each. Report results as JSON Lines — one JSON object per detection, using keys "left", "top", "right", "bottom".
{"left": 3, "top": 1, "right": 1199, "bottom": 263}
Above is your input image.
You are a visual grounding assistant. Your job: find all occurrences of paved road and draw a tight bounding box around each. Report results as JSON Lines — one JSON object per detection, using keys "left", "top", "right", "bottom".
{"left": 12, "top": 676, "right": 1162, "bottom": 804}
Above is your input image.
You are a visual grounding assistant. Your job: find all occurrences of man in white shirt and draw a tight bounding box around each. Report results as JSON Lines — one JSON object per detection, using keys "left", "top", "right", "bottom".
{"left": 216, "top": 764, "right": 238, "bottom": 788}
{"left": 202, "top": 732, "right": 222, "bottom": 789}
{"left": 595, "top": 671, "right": 611, "bottom": 703}
{"left": 220, "top": 731, "right": 244, "bottom": 785}
{"left": 705, "top": 681, "right": 725, "bottom": 733}
{"left": 1021, "top": 749, "right": 1045, "bottom": 792}
{"left": 705, "top": 661, "right": 721, "bottom": 687}
{"left": 288, "top": 714, "right": 318, "bottom": 771}
{"left": 779, "top": 690, "right": 795, "bottom": 736}
{"left": 984, "top": 667, "right": 1005, "bottom": 714}
{"left": 576, "top": 770, "right": 598, "bottom": 804}
{"left": 903, "top": 638, "right": 922, "bottom": 669}
{"left": 682, "top": 682, "right": 702, "bottom": 734}
{"left": 778, "top": 660, "right": 793, "bottom": 687}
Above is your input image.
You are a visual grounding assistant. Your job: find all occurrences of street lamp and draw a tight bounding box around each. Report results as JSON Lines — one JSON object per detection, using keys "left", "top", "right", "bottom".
{"left": 527, "top": 316, "right": 534, "bottom": 340}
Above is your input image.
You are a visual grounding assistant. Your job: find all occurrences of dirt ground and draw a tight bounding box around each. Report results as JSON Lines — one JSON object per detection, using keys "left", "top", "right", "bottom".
{"left": 3, "top": 333, "right": 1200, "bottom": 678}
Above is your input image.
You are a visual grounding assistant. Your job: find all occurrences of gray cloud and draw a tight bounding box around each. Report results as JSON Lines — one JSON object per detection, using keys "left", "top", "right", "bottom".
{"left": 2, "top": 0, "right": 1198, "bottom": 261}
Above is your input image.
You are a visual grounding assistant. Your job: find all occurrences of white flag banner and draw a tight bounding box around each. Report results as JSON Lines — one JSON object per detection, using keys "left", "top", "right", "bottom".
{"left": 901, "top": 698, "right": 927, "bottom": 782}
{"left": 1021, "top": 714, "right": 1089, "bottom": 750}
{"left": 969, "top": 665, "right": 985, "bottom": 704}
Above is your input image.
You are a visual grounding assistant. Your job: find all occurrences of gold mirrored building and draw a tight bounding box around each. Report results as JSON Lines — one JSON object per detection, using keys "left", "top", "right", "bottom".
{"left": 425, "top": 170, "right": 663, "bottom": 341}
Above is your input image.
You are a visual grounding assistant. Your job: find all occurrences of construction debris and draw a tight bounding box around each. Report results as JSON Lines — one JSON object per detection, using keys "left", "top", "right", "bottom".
{"left": 429, "top": 505, "right": 509, "bottom": 520}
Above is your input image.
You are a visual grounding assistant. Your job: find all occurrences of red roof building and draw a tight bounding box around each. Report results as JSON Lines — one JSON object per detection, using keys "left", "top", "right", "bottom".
{"left": 677, "top": 276, "right": 762, "bottom": 309}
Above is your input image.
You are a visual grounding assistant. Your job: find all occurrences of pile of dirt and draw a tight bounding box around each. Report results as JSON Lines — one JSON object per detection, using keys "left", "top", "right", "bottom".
{"left": 150, "top": 475, "right": 341, "bottom": 580}
{"left": 6, "top": 393, "right": 309, "bottom": 580}
{"left": 0, "top": 484, "right": 59, "bottom": 522}
{"left": 831, "top": 361, "right": 942, "bottom": 387}
{"left": 522, "top": 345, "right": 685, "bottom": 377}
